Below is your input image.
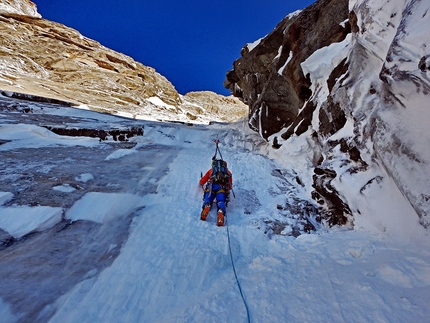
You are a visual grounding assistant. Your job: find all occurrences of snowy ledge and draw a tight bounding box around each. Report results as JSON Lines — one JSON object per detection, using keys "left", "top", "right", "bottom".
{"left": 0, "top": 205, "right": 63, "bottom": 239}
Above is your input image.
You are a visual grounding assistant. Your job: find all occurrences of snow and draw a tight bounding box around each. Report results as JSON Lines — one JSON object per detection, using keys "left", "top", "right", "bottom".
{"left": 0, "top": 95, "right": 429, "bottom": 323}
{"left": 147, "top": 96, "right": 177, "bottom": 111}
{"left": 105, "top": 148, "right": 138, "bottom": 160}
{"left": 53, "top": 184, "right": 76, "bottom": 193}
{"left": 287, "top": 9, "right": 302, "bottom": 19}
{"left": 0, "top": 124, "right": 98, "bottom": 151}
{"left": 65, "top": 192, "right": 145, "bottom": 224}
{"left": 278, "top": 50, "right": 292, "bottom": 75}
{"left": 246, "top": 38, "right": 262, "bottom": 52}
{"left": 0, "top": 300, "right": 17, "bottom": 323}
{"left": 75, "top": 173, "right": 94, "bottom": 183}
{"left": 0, "top": 192, "right": 13, "bottom": 206}
{"left": 301, "top": 33, "right": 351, "bottom": 109}
{"left": 0, "top": 205, "right": 62, "bottom": 238}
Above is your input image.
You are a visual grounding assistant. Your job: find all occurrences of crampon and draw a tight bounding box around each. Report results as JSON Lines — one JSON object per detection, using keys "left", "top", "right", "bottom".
{"left": 217, "top": 209, "right": 225, "bottom": 227}
{"left": 200, "top": 204, "right": 210, "bottom": 221}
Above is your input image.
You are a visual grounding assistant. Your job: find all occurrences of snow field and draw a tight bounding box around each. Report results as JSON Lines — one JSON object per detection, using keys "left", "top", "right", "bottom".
{"left": 1, "top": 98, "right": 430, "bottom": 322}
{"left": 48, "top": 121, "right": 430, "bottom": 322}
{"left": 49, "top": 133, "right": 251, "bottom": 322}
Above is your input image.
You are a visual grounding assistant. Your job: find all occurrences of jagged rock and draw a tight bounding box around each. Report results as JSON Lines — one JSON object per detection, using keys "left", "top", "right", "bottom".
{"left": 225, "top": 0, "right": 350, "bottom": 139}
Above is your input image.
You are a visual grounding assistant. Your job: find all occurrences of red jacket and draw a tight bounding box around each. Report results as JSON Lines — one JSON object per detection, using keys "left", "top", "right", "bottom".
{"left": 200, "top": 169, "right": 232, "bottom": 190}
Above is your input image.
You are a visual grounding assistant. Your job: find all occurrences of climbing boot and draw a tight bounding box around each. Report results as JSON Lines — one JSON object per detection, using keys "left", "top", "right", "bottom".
{"left": 217, "top": 209, "right": 225, "bottom": 227}
{"left": 200, "top": 204, "right": 210, "bottom": 221}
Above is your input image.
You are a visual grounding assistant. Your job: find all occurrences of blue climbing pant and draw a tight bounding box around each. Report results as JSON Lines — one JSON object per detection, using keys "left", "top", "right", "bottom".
{"left": 202, "top": 183, "right": 227, "bottom": 215}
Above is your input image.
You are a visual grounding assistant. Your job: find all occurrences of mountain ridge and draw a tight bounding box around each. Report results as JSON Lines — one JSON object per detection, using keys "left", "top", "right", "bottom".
{"left": 0, "top": 1, "right": 248, "bottom": 125}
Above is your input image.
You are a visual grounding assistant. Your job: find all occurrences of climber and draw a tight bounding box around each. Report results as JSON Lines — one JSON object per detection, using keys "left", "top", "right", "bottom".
{"left": 199, "top": 140, "right": 232, "bottom": 226}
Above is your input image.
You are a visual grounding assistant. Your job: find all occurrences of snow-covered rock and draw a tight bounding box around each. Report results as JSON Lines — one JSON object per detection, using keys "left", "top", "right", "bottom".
{"left": 226, "top": 0, "right": 430, "bottom": 228}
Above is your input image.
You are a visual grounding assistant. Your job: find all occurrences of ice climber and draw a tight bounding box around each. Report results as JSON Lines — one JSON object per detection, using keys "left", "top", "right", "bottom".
{"left": 200, "top": 141, "right": 232, "bottom": 226}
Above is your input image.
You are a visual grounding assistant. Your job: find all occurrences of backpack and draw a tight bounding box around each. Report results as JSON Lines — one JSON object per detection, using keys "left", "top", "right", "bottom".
{"left": 211, "top": 159, "right": 230, "bottom": 186}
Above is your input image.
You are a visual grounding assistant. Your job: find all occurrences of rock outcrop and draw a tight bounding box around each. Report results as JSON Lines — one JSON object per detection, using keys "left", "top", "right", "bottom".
{"left": 0, "top": 0, "right": 40, "bottom": 17}
{"left": 224, "top": 0, "right": 350, "bottom": 139}
{"left": 0, "top": 2, "right": 248, "bottom": 124}
{"left": 226, "top": 0, "right": 430, "bottom": 227}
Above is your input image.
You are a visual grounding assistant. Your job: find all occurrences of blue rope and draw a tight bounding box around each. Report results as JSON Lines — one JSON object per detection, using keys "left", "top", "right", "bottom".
{"left": 226, "top": 216, "right": 251, "bottom": 323}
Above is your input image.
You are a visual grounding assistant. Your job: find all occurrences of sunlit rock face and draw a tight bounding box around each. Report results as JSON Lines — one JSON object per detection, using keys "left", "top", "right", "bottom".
{"left": 182, "top": 91, "right": 249, "bottom": 123}
{"left": 0, "top": 1, "right": 248, "bottom": 124}
{"left": 0, "top": 0, "right": 40, "bottom": 17}
{"left": 226, "top": 0, "right": 430, "bottom": 227}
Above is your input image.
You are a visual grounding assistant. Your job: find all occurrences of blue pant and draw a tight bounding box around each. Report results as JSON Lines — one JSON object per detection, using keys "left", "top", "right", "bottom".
{"left": 202, "top": 183, "right": 227, "bottom": 215}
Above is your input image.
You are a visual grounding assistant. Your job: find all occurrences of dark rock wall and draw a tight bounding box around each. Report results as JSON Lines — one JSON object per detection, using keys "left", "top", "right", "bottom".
{"left": 225, "top": 0, "right": 350, "bottom": 140}
{"left": 225, "top": 0, "right": 353, "bottom": 225}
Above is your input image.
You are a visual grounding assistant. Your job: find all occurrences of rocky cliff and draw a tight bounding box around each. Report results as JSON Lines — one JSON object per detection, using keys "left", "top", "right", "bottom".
{"left": 0, "top": 0, "right": 40, "bottom": 17}
{"left": 0, "top": 1, "right": 247, "bottom": 124}
{"left": 225, "top": 0, "right": 350, "bottom": 140}
{"left": 226, "top": 0, "right": 430, "bottom": 227}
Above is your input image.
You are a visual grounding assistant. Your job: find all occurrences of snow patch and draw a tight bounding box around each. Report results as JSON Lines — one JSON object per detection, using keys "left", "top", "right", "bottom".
{"left": 105, "top": 149, "right": 137, "bottom": 161}
{"left": 0, "top": 205, "right": 63, "bottom": 238}
{"left": 53, "top": 184, "right": 76, "bottom": 193}
{"left": 75, "top": 173, "right": 94, "bottom": 183}
{"left": 148, "top": 96, "right": 176, "bottom": 111}
{"left": 278, "top": 51, "right": 293, "bottom": 75}
{"left": 65, "top": 192, "right": 145, "bottom": 224}
{"left": 301, "top": 34, "right": 351, "bottom": 105}
{"left": 287, "top": 9, "right": 302, "bottom": 19}
{"left": 0, "top": 124, "right": 98, "bottom": 151}
{"left": 0, "top": 192, "right": 13, "bottom": 206}
{"left": 246, "top": 38, "right": 262, "bottom": 52}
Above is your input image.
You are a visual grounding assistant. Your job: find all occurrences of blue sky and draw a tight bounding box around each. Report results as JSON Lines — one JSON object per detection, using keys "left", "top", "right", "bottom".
{"left": 34, "top": 0, "right": 315, "bottom": 95}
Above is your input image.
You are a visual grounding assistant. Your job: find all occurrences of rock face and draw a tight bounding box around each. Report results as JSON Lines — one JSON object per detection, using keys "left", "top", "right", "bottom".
{"left": 0, "top": 2, "right": 248, "bottom": 124}
{"left": 0, "top": 0, "right": 40, "bottom": 17}
{"left": 226, "top": 0, "right": 430, "bottom": 227}
{"left": 224, "top": 0, "right": 350, "bottom": 139}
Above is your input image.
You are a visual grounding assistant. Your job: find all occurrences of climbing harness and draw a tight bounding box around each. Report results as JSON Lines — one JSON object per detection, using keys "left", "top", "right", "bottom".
{"left": 212, "top": 140, "right": 236, "bottom": 198}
